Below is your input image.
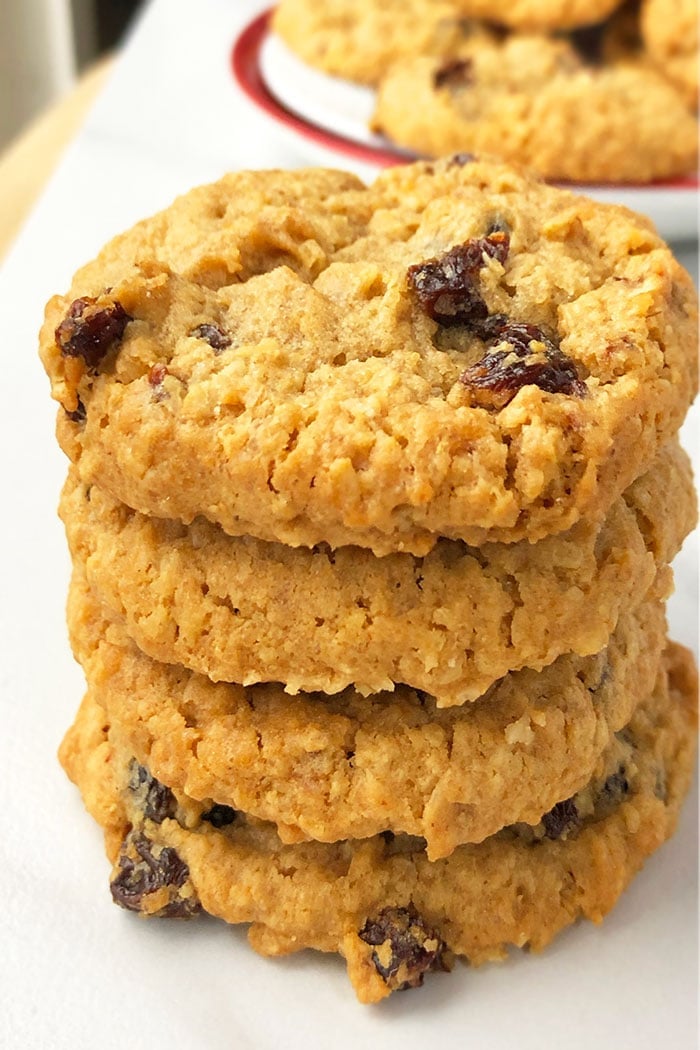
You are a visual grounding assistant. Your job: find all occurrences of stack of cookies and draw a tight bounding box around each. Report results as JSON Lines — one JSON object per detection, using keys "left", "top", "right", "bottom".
{"left": 41, "top": 156, "right": 698, "bottom": 1003}
{"left": 273, "top": 0, "right": 698, "bottom": 183}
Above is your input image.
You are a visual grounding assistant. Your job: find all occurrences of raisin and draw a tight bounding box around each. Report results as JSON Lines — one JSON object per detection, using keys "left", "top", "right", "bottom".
{"left": 407, "top": 233, "right": 510, "bottom": 327}
{"left": 110, "top": 830, "right": 201, "bottom": 918}
{"left": 448, "top": 152, "right": 476, "bottom": 167}
{"left": 358, "top": 904, "right": 452, "bottom": 991}
{"left": 601, "top": 767, "right": 630, "bottom": 805}
{"left": 65, "top": 397, "right": 86, "bottom": 424}
{"left": 56, "top": 295, "right": 131, "bottom": 372}
{"left": 311, "top": 541, "right": 337, "bottom": 565}
{"left": 460, "top": 321, "right": 586, "bottom": 409}
{"left": 191, "top": 323, "right": 231, "bottom": 352}
{"left": 484, "top": 21, "right": 509, "bottom": 40}
{"left": 201, "top": 804, "right": 238, "bottom": 828}
{"left": 433, "top": 58, "right": 473, "bottom": 89}
{"left": 128, "top": 761, "right": 176, "bottom": 824}
{"left": 541, "top": 797, "right": 580, "bottom": 840}
{"left": 148, "top": 363, "right": 168, "bottom": 387}
{"left": 147, "top": 362, "right": 170, "bottom": 402}
{"left": 569, "top": 24, "right": 606, "bottom": 65}
{"left": 410, "top": 238, "right": 585, "bottom": 408}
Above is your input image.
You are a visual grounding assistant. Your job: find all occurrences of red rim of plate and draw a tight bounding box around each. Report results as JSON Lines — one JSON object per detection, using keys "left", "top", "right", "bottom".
{"left": 232, "top": 9, "right": 405, "bottom": 168}
{"left": 232, "top": 8, "right": 699, "bottom": 190}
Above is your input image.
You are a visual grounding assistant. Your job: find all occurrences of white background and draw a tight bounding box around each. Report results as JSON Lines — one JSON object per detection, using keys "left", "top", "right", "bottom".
{"left": 0, "top": 1, "right": 696, "bottom": 1047}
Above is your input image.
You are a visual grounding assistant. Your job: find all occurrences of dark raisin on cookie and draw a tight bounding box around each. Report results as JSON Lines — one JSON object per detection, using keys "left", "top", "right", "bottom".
{"left": 55, "top": 295, "right": 131, "bottom": 372}
{"left": 409, "top": 241, "right": 586, "bottom": 407}
{"left": 358, "top": 904, "right": 452, "bottom": 991}
{"left": 64, "top": 397, "right": 87, "bottom": 424}
{"left": 448, "top": 152, "right": 477, "bottom": 167}
{"left": 191, "top": 323, "right": 232, "bottom": 352}
{"left": 311, "top": 541, "right": 337, "bottom": 565}
{"left": 110, "top": 830, "right": 201, "bottom": 918}
{"left": 433, "top": 58, "right": 473, "bottom": 89}
{"left": 600, "top": 767, "right": 630, "bottom": 805}
{"left": 541, "top": 797, "right": 580, "bottom": 840}
{"left": 128, "top": 760, "right": 176, "bottom": 824}
{"left": 201, "top": 804, "right": 238, "bottom": 828}
{"left": 407, "top": 233, "right": 510, "bottom": 327}
{"left": 460, "top": 321, "right": 586, "bottom": 409}
{"left": 568, "top": 23, "right": 606, "bottom": 65}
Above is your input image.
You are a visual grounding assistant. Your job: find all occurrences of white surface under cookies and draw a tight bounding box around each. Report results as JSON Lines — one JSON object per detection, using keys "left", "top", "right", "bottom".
{"left": 0, "top": 0, "right": 697, "bottom": 1047}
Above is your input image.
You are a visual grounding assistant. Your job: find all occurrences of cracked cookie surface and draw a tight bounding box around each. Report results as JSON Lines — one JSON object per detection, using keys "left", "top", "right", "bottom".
{"left": 59, "top": 643, "right": 698, "bottom": 1002}
{"left": 40, "top": 160, "right": 698, "bottom": 554}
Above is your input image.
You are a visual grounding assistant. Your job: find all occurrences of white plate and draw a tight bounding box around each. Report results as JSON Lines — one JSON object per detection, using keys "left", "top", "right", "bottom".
{"left": 252, "top": 23, "right": 699, "bottom": 242}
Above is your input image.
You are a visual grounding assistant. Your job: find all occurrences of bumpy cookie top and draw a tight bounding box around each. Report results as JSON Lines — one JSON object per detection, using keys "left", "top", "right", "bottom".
{"left": 40, "top": 159, "right": 698, "bottom": 554}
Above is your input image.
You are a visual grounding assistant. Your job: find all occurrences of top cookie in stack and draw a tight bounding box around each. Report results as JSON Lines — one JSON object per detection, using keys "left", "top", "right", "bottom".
{"left": 42, "top": 156, "right": 699, "bottom": 1003}
{"left": 273, "top": 0, "right": 698, "bottom": 181}
{"left": 41, "top": 159, "right": 697, "bottom": 554}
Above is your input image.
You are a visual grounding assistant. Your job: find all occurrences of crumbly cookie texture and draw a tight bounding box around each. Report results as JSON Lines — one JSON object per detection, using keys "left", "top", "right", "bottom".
{"left": 372, "top": 31, "right": 698, "bottom": 181}
{"left": 61, "top": 442, "right": 694, "bottom": 701}
{"left": 69, "top": 563, "right": 669, "bottom": 857}
{"left": 40, "top": 160, "right": 698, "bottom": 555}
{"left": 272, "top": 0, "right": 465, "bottom": 86}
{"left": 641, "top": 0, "right": 699, "bottom": 110}
{"left": 59, "top": 644, "right": 698, "bottom": 1003}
